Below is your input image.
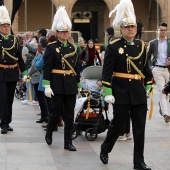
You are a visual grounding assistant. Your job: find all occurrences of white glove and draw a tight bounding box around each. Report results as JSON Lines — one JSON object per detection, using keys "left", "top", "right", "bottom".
{"left": 146, "top": 90, "right": 150, "bottom": 98}
{"left": 104, "top": 95, "right": 115, "bottom": 104}
{"left": 44, "top": 85, "right": 54, "bottom": 98}
{"left": 23, "top": 75, "right": 28, "bottom": 82}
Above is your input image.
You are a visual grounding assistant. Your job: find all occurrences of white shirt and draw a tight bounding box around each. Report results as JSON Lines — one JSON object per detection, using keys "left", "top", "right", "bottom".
{"left": 156, "top": 37, "right": 168, "bottom": 66}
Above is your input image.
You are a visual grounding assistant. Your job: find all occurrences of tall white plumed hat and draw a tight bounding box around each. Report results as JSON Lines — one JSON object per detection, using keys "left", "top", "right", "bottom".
{"left": 109, "top": 0, "right": 136, "bottom": 28}
{"left": 52, "top": 6, "right": 72, "bottom": 31}
{"left": 0, "top": 6, "right": 11, "bottom": 25}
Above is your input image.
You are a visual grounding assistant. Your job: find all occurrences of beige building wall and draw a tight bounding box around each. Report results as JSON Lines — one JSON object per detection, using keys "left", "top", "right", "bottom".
{"left": 4, "top": 0, "right": 170, "bottom": 42}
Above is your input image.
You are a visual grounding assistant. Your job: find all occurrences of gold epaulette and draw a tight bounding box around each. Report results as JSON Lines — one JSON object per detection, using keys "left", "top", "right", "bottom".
{"left": 109, "top": 38, "right": 121, "bottom": 45}
{"left": 47, "top": 41, "right": 57, "bottom": 45}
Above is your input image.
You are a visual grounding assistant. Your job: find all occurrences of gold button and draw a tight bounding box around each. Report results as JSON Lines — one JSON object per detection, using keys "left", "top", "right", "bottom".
{"left": 129, "top": 79, "right": 131, "bottom": 81}
{"left": 137, "top": 45, "right": 139, "bottom": 47}
{"left": 139, "top": 62, "right": 141, "bottom": 64}
{"left": 124, "top": 45, "right": 126, "bottom": 48}
{"left": 126, "top": 54, "right": 128, "bottom": 56}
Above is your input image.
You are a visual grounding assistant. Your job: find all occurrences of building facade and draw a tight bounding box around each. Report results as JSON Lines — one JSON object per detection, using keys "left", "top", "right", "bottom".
{"left": 4, "top": 0, "right": 170, "bottom": 43}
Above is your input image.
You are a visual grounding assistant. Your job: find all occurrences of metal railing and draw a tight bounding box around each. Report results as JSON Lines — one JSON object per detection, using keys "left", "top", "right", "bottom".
{"left": 15, "top": 30, "right": 170, "bottom": 44}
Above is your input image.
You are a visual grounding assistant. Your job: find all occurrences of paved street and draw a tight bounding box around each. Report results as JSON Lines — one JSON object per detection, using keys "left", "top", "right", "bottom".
{"left": 0, "top": 85, "right": 170, "bottom": 170}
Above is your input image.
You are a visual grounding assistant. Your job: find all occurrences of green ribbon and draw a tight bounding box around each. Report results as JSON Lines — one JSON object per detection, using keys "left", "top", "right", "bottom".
{"left": 127, "top": 41, "right": 132, "bottom": 45}
{"left": 63, "top": 42, "right": 67, "bottom": 47}
{"left": 3, "top": 36, "right": 9, "bottom": 40}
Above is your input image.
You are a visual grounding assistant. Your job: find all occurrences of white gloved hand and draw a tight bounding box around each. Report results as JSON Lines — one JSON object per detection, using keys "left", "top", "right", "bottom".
{"left": 146, "top": 90, "right": 150, "bottom": 98}
{"left": 104, "top": 95, "right": 115, "bottom": 104}
{"left": 23, "top": 75, "right": 28, "bottom": 82}
{"left": 44, "top": 85, "right": 54, "bottom": 98}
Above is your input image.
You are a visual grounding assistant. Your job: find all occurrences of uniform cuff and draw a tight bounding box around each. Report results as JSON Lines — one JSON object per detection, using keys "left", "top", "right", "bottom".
{"left": 102, "top": 86, "right": 112, "bottom": 96}
{"left": 77, "top": 82, "right": 82, "bottom": 88}
{"left": 145, "top": 85, "right": 152, "bottom": 90}
{"left": 22, "top": 71, "right": 28, "bottom": 76}
{"left": 43, "top": 79, "right": 50, "bottom": 86}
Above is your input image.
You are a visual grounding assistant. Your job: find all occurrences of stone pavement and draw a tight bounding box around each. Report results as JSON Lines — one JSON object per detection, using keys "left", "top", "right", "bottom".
{"left": 0, "top": 85, "right": 170, "bottom": 170}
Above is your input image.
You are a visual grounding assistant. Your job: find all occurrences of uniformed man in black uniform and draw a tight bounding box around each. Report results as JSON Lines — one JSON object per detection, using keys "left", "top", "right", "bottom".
{"left": 43, "top": 6, "right": 80, "bottom": 151}
{"left": 100, "top": 1, "right": 153, "bottom": 170}
{"left": 0, "top": 6, "right": 27, "bottom": 134}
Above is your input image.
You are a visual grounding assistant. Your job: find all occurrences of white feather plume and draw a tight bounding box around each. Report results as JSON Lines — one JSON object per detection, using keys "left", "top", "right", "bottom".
{"left": 52, "top": 6, "right": 72, "bottom": 31}
{"left": 0, "top": 5, "right": 11, "bottom": 25}
{"left": 109, "top": 0, "right": 136, "bottom": 28}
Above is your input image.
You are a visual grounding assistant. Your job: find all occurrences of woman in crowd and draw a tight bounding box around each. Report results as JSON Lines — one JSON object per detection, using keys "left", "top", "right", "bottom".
{"left": 81, "top": 39, "right": 101, "bottom": 70}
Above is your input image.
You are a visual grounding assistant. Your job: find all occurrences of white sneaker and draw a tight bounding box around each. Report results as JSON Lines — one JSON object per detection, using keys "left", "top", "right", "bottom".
{"left": 117, "top": 135, "right": 127, "bottom": 141}
{"left": 27, "top": 101, "right": 39, "bottom": 106}
{"left": 21, "top": 100, "right": 29, "bottom": 105}
{"left": 126, "top": 132, "right": 132, "bottom": 140}
{"left": 32, "top": 100, "right": 39, "bottom": 105}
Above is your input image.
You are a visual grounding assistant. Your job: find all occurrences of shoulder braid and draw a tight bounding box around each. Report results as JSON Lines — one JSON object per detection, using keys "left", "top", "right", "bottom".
{"left": 109, "top": 38, "right": 121, "bottom": 45}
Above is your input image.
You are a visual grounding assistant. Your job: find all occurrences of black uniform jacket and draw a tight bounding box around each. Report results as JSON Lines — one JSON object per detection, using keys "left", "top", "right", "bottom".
{"left": 102, "top": 37, "right": 152, "bottom": 105}
{"left": 43, "top": 40, "right": 80, "bottom": 95}
{"left": 0, "top": 35, "right": 26, "bottom": 82}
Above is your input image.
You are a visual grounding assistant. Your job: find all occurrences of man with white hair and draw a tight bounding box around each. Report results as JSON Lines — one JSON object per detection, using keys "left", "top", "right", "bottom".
{"left": 25, "top": 31, "right": 37, "bottom": 47}
{"left": 99, "top": 1, "right": 152, "bottom": 169}
{"left": 43, "top": 6, "right": 81, "bottom": 151}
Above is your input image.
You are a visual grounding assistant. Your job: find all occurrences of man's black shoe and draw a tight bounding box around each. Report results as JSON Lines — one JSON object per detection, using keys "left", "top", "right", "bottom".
{"left": 64, "top": 144, "right": 76, "bottom": 151}
{"left": 36, "top": 117, "right": 47, "bottom": 123}
{"left": 45, "top": 133, "right": 52, "bottom": 145}
{"left": 100, "top": 151, "right": 108, "bottom": 164}
{"left": 100, "top": 143, "right": 108, "bottom": 164}
{"left": 8, "top": 126, "right": 13, "bottom": 131}
{"left": 1, "top": 128, "right": 8, "bottom": 134}
{"left": 134, "top": 163, "right": 151, "bottom": 170}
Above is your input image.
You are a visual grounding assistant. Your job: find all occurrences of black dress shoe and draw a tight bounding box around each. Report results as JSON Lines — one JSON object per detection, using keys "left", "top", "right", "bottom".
{"left": 134, "top": 163, "right": 151, "bottom": 170}
{"left": 8, "top": 126, "right": 13, "bottom": 131}
{"left": 1, "top": 128, "right": 8, "bottom": 134}
{"left": 100, "top": 143, "right": 109, "bottom": 164}
{"left": 100, "top": 151, "right": 108, "bottom": 164}
{"left": 64, "top": 144, "right": 76, "bottom": 151}
{"left": 36, "top": 117, "right": 47, "bottom": 123}
{"left": 45, "top": 133, "right": 52, "bottom": 145}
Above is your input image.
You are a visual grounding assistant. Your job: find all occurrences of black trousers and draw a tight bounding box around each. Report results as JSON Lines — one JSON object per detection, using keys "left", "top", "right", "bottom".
{"left": 47, "top": 94, "right": 76, "bottom": 145}
{"left": 101, "top": 103, "right": 147, "bottom": 164}
{"left": 0, "top": 81, "right": 17, "bottom": 128}
{"left": 119, "top": 111, "right": 131, "bottom": 136}
{"left": 33, "top": 83, "right": 48, "bottom": 119}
